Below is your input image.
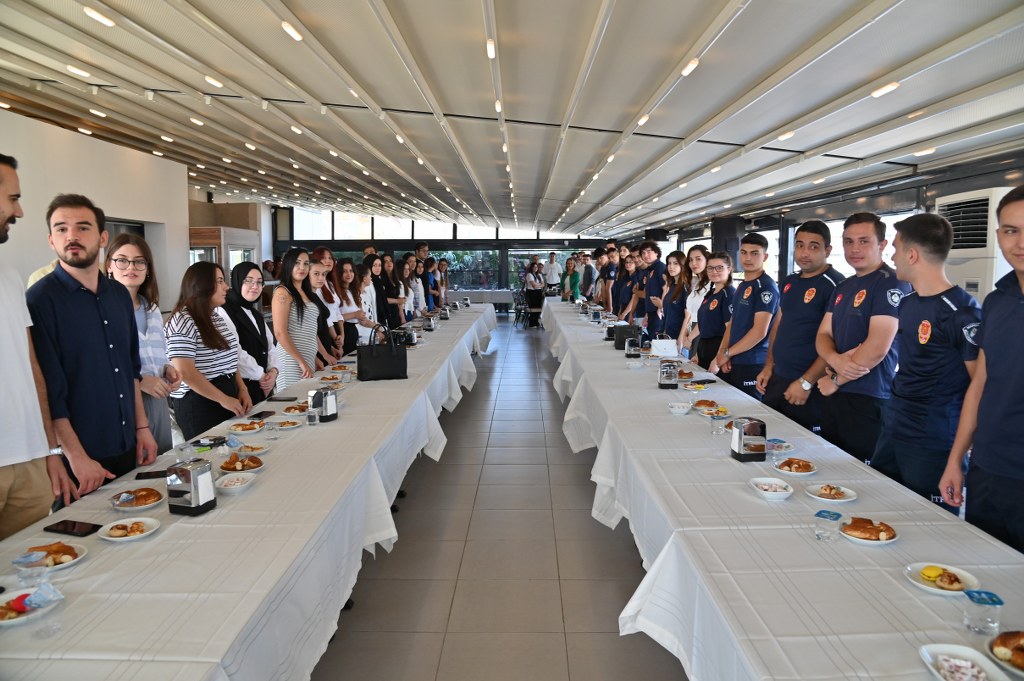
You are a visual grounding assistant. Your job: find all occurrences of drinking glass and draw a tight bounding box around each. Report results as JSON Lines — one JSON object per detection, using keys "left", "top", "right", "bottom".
{"left": 963, "top": 590, "right": 1002, "bottom": 635}
{"left": 264, "top": 421, "right": 279, "bottom": 441}
{"left": 814, "top": 510, "right": 841, "bottom": 542}
{"left": 307, "top": 407, "right": 321, "bottom": 426}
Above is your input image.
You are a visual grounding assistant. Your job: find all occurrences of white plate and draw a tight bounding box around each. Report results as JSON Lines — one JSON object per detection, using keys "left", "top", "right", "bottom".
{"left": 16, "top": 543, "right": 87, "bottom": 572}
{"left": 681, "top": 383, "right": 707, "bottom": 392}
{"left": 920, "top": 643, "right": 1011, "bottom": 681}
{"left": 98, "top": 517, "right": 160, "bottom": 542}
{"left": 215, "top": 472, "right": 257, "bottom": 495}
{"left": 748, "top": 477, "right": 793, "bottom": 500}
{"left": 110, "top": 489, "right": 164, "bottom": 511}
{"left": 904, "top": 562, "right": 981, "bottom": 596}
{"left": 805, "top": 483, "right": 857, "bottom": 503}
{"left": 273, "top": 419, "right": 303, "bottom": 430}
{"left": 839, "top": 521, "right": 898, "bottom": 545}
{"left": 281, "top": 403, "right": 309, "bottom": 415}
{"left": 988, "top": 635, "right": 1024, "bottom": 679}
{"left": 772, "top": 459, "right": 817, "bottom": 476}
{"left": 219, "top": 457, "right": 265, "bottom": 474}
{"left": 228, "top": 421, "right": 265, "bottom": 435}
{"left": 230, "top": 442, "right": 272, "bottom": 456}
{"left": 0, "top": 587, "right": 61, "bottom": 627}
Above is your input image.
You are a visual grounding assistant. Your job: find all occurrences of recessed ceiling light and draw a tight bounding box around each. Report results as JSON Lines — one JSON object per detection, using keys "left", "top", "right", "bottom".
{"left": 88, "top": 108, "right": 106, "bottom": 117}
{"left": 240, "top": 177, "right": 248, "bottom": 182}
{"left": 681, "top": 58, "right": 700, "bottom": 77}
{"left": 362, "top": 170, "right": 369, "bottom": 176}
{"left": 161, "top": 135, "right": 174, "bottom": 143}
{"left": 812, "top": 177, "right": 826, "bottom": 184}
{"left": 257, "top": 169, "right": 266, "bottom": 174}
{"left": 220, "top": 180, "right": 226, "bottom": 184}
{"left": 205, "top": 75, "right": 223, "bottom": 88}
{"left": 637, "top": 114, "right": 649, "bottom": 126}
{"left": 607, "top": 155, "right": 615, "bottom": 163}
{"left": 222, "top": 157, "right": 232, "bottom": 163}
{"left": 84, "top": 7, "right": 115, "bottom": 27}
{"left": 152, "top": 151, "right": 163, "bottom": 156}
{"left": 907, "top": 110, "right": 925, "bottom": 119}
{"left": 319, "top": 175, "right": 327, "bottom": 180}
{"left": 188, "top": 171, "right": 197, "bottom": 177}
{"left": 267, "top": 185, "right": 273, "bottom": 189}
{"left": 315, "top": 190, "right": 320, "bottom": 194}
{"left": 417, "top": 157, "right": 424, "bottom": 165}
{"left": 494, "top": 100, "right": 502, "bottom": 113}
{"left": 66, "top": 65, "right": 91, "bottom": 78}
{"left": 196, "top": 164, "right": 205, "bottom": 169}
{"left": 290, "top": 125, "right": 302, "bottom": 134}
{"left": 0, "top": 101, "right": 10, "bottom": 109}
{"left": 678, "top": 182, "right": 688, "bottom": 189}
{"left": 913, "top": 147, "right": 936, "bottom": 156}
{"left": 710, "top": 166, "right": 721, "bottom": 173}
{"left": 245, "top": 142, "right": 256, "bottom": 150}
{"left": 281, "top": 21, "right": 303, "bottom": 41}
{"left": 871, "top": 81, "right": 900, "bottom": 98}
{"left": 77, "top": 128, "right": 92, "bottom": 135}
{"left": 777, "top": 131, "right": 795, "bottom": 141}
{"left": 765, "top": 191, "right": 775, "bottom": 197}
{"left": 723, "top": 204, "right": 731, "bottom": 208}
{"left": 190, "top": 117, "right": 204, "bottom": 126}
{"left": 486, "top": 39, "right": 496, "bottom": 59}
{"left": 502, "top": 143, "right": 508, "bottom": 153}
{"left": 593, "top": 174, "right": 599, "bottom": 181}
{"left": 506, "top": 165, "right": 511, "bottom": 172}
{"left": 348, "top": 89, "right": 359, "bottom": 99}
{"left": 292, "top": 163, "right": 299, "bottom": 169}
{"left": 329, "top": 150, "right": 339, "bottom": 157}
{"left": 382, "top": 182, "right": 388, "bottom": 187}
{"left": 652, "top": 197, "right": 658, "bottom": 202}
{"left": 395, "top": 134, "right": 404, "bottom": 144}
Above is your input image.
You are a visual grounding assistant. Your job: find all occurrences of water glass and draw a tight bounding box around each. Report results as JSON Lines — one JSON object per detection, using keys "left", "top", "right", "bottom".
{"left": 814, "top": 510, "right": 842, "bottom": 542}
{"left": 16, "top": 565, "right": 50, "bottom": 589}
{"left": 307, "top": 407, "right": 321, "bottom": 426}
{"left": 710, "top": 415, "right": 729, "bottom": 435}
{"left": 174, "top": 442, "right": 196, "bottom": 463}
{"left": 264, "top": 421, "right": 279, "bottom": 440}
{"left": 340, "top": 370, "right": 352, "bottom": 384}
{"left": 963, "top": 590, "right": 1002, "bottom": 635}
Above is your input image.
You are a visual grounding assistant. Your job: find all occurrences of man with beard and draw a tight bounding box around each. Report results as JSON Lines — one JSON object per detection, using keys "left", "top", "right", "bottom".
{"left": 27, "top": 194, "right": 158, "bottom": 499}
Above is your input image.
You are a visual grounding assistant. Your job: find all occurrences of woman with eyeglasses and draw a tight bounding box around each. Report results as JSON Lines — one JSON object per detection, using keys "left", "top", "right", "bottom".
{"left": 165, "top": 262, "right": 250, "bottom": 440}
{"left": 104, "top": 234, "right": 181, "bottom": 452}
{"left": 273, "top": 248, "right": 323, "bottom": 390}
{"left": 215, "top": 262, "right": 279, "bottom": 407}
{"left": 693, "top": 252, "right": 736, "bottom": 372}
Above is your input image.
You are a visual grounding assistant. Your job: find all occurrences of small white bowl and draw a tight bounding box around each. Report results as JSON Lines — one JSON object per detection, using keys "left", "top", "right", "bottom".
{"left": 749, "top": 477, "right": 794, "bottom": 501}
{"left": 667, "top": 402, "right": 692, "bottom": 415}
{"left": 626, "top": 361, "right": 644, "bottom": 370}
{"left": 216, "top": 472, "right": 257, "bottom": 495}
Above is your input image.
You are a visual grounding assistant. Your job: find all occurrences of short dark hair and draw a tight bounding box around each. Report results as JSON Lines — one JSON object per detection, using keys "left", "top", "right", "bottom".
{"left": 45, "top": 194, "right": 105, "bottom": 232}
{"left": 414, "top": 241, "right": 428, "bottom": 251}
{"left": 591, "top": 247, "right": 606, "bottom": 258}
{"left": 740, "top": 232, "right": 769, "bottom": 249}
{"left": 0, "top": 153, "right": 17, "bottom": 171}
{"left": 638, "top": 241, "right": 661, "bottom": 257}
{"left": 795, "top": 220, "right": 831, "bottom": 247}
{"left": 548, "top": 251, "right": 556, "bottom": 257}
{"left": 895, "top": 213, "right": 953, "bottom": 262}
{"left": 362, "top": 243, "right": 376, "bottom": 253}
{"left": 996, "top": 185, "right": 1024, "bottom": 220}
{"left": 844, "top": 212, "right": 886, "bottom": 242}
{"left": 605, "top": 238, "right": 617, "bottom": 246}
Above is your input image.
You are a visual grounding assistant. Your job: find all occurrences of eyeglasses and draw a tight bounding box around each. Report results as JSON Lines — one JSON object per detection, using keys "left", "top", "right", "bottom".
{"left": 112, "top": 257, "right": 147, "bottom": 270}
{"left": 706, "top": 265, "right": 728, "bottom": 273}
{"left": 243, "top": 278, "right": 264, "bottom": 287}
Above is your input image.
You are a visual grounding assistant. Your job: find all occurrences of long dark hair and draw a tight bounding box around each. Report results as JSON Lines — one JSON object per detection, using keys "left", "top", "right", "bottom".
{"left": 382, "top": 254, "right": 401, "bottom": 288}
{"left": 169, "top": 261, "right": 228, "bottom": 350}
{"left": 684, "top": 244, "right": 711, "bottom": 293}
{"left": 617, "top": 255, "right": 634, "bottom": 281}
{"left": 105, "top": 233, "right": 160, "bottom": 310}
{"left": 353, "top": 263, "right": 370, "bottom": 309}
{"left": 311, "top": 246, "right": 339, "bottom": 304}
{"left": 665, "top": 251, "right": 688, "bottom": 302}
{"left": 279, "top": 247, "right": 319, "bottom": 324}
{"left": 337, "top": 258, "right": 356, "bottom": 306}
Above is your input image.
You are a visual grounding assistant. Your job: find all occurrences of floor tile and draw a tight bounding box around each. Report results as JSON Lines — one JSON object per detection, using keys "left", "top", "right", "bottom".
{"left": 489, "top": 431, "right": 548, "bottom": 448}
{"left": 479, "top": 464, "right": 549, "bottom": 485}
{"left": 392, "top": 507, "right": 473, "bottom": 541}
{"left": 550, "top": 483, "right": 595, "bottom": 510}
{"left": 312, "top": 632, "right": 443, "bottom": 681}
{"left": 491, "top": 409, "right": 543, "bottom": 420}
{"left": 341, "top": 579, "right": 456, "bottom": 632}
{"left": 410, "top": 463, "right": 482, "bottom": 486}
{"left": 436, "top": 633, "right": 568, "bottom": 681}
{"left": 555, "top": 540, "right": 646, "bottom": 580}
{"left": 448, "top": 580, "right": 563, "bottom": 632}
{"left": 552, "top": 509, "right": 623, "bottom": 540}
{"left": 438, "top": 447, "right": 486, "bottom": 465}
{"left": 400, "top": 484, "right": 478, "bottom": 510}
{"left": 484, "top": 447, "right": 548, "bottom": 465}
{"left": 444, "top": 432, "right": 490, "bottom": 449}
{"left": 559, "top": 579, "right": 641, "bottom": 633}
{"left": 475, "top": 484, "right": 552, "bottom": 510}
{"left": 548, "top": 464, "right": 593, "bottom": 485}
{"left": 459, "top": 539, "right": 558, "bottom": 579}
{"left": 361, "top": 540, "right": 465, "bottom": 580}
{"left": 467, "top": 509, "right": 555, "bottom": 540}
{"left": 565, "top": 633, "right": 686, "bottom": 681}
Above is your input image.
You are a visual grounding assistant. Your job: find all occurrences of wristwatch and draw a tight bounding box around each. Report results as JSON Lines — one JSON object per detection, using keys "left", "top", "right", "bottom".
{"left": 799, "top": 378, "right": 813, "bottom": 391}
{"left": 830, "top": 372, "right": 840, "bottom": 387}
{"left": 48, "top": 445, "right": 63, "bottom": 456}
{"left": 722, "top": 347, "right": 730, "bottom": 359}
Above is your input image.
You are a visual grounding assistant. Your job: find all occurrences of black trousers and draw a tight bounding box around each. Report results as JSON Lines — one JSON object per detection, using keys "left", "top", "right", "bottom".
{"left": 694, "top": 336, "right": 722, "bottom": 370}
{"left": 966, "top": 463, "right": 1024, "bottom": 553}
{"left": 763, "top": 373, "right": 823, "bottom": 434}
{"left": 243, "top": 377, "right": 268, "bottom": 408}
{"left": 343, "top": 322, "right": 359, "bottom": 356}
{"left": 871, "top": 430, "right": 960, "bottom": 515}
{"left": 525, "top": 289, "right": 544, "bottom": 326}
{"left": 819, "top": 391, "right": 884, "bottom": 463}
{"left": 722, "top": 363, "right": 763, "bottom": 401}
{"left": 172, "top": 374, "right": 240, "bottom": 441}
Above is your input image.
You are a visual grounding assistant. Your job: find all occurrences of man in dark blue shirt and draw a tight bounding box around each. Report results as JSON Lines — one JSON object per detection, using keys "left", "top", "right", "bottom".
{"left": 27, "top": 194, "right": 157, "bottom": 497}
{"left": 757, "top": 221, "right": 844, "bottom": 431}
{"left": 599, "top": 247, "right": 618, "bottom": 308}
{"left": 816, "top": 213, "right": 911, "bottom": 462}
{"left": 940, "top": 185, "right": 1024, "bottom": 551}
{"left": 638, "top": 241, "right": 667, "bottom": 334}
{"left": 715, "top": 233, "right": 778, "bottom": 400}
{"left": 869, "top": 214, "right": 981, "bottom": 513}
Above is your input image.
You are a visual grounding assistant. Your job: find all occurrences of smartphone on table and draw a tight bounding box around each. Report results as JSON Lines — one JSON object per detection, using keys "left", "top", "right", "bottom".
{"left": 44, "top": 519, "right": 103, "bottom": 537}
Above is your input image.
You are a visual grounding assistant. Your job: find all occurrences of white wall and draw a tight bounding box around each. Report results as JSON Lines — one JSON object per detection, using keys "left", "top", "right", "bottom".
{"left": 0, "top": 110, "right": 190, "bottom": 311}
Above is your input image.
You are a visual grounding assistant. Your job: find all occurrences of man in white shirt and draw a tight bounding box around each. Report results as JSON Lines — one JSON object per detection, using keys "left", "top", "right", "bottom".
{"left": 0, "top": 153, "right": 76, "bottom": 539}
{"left": 545, "top": 252, "right": 563, "bottom": 287}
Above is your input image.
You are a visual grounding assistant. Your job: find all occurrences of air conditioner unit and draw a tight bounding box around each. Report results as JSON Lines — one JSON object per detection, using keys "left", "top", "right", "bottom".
{"left": 936, "top": 187, "right": 1012, "bottom": 303}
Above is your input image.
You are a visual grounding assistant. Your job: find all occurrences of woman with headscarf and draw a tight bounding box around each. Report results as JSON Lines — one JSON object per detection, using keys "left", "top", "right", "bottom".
{"left": 362, "top": 253, "right": 391, "bottom": 327}
{"left": 381, "top": 254, "right": 405, "bottom": 328}
{"left": 215, "top": 261, "right": 279, "bottom": 407}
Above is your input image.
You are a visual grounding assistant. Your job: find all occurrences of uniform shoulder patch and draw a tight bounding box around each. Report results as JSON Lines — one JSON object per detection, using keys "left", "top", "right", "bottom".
{"left": 761, "top": 290, "right": 773, "bottom": 304}
{"left": 886, "top": 288, "right": 904, "bottom": 307}
{"left": 962, "top": 322, "right": 980, "bottom": 346}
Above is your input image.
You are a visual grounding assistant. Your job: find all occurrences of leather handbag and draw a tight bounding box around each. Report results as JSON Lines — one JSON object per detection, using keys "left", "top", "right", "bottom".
{"left": 356, "top": 325, "right": 408, "bottom": 381}
{"left": 613, "top": 324, "right": 639, "bottom": 350}
{"left": 650, "top": 334, "right": 679, "bottom": 357}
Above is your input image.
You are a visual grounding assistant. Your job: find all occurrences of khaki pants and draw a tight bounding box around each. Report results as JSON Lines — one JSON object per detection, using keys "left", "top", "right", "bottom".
{"left": 0, "top": 457, "right": 52, "bottom": 540}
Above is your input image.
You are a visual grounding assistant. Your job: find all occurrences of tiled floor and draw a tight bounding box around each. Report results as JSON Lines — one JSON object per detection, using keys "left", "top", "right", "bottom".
{"left": 311, "top": 318, "right": 687, "bottom": 681}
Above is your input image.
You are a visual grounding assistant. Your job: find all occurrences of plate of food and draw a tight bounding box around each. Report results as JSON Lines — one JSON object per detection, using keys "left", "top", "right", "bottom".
{"left": 989, "top": 632, "right": 1024, "bottom": 678}
{"left": 692, "top": 398, "right": 717, "bottom": 408}
{"left": 0, "top": 587, "right": 62, "bottom": 627}
{"left": 749, "top": 477, "right": 793, "bottom": 501}
{"left": 840, "top": 517, "right": 897, "bottom": 545}
{"left": 329, "top": 364, "right": 353, "bottom": 372}
{"left": 677, "top": 368, "right": 694, "bottom": 380}
{"left": 773, "top": 457, "right": 816, "bottom": 476}
{"left": 215, "top": 472, "right": 257, "bottom": 495}
{"left": 17, "top": 541, "right": 86, "bottom": 572}
{"left": 700, "top": 406, "right": 730, "bottom": 417}
{"left": 282, "top": 402, "right": 309, "bottom": 415}
{"left": 110, "top": 487, "right": 163, "bottom": 511}
{"left": 767, "top": 438, "right": 794, "bottom": 452}
{"left": 228, "top": 419, "right": 265, "bottom": 435}
{"left": 905, "top": 563, "right": 980, "bottom": 595}
{"left": 920, "top": 644, "right": 1011, "bottom": 681}
{"left": 98, "top": 517, "right": 160, "bottom": 542}
{"left": 682, "top": 383, "right": 708, "bottom": 392}
{"left": 275, "top": 419, "right": 303, "bottom": 430}
{"left": 231, "top": 442, "right": 271, "bottom": 456}
{"left": 805, "top": 483, "right": 857, "bottom": 503}
{"left": 220, "top": 453, "right": 264, "bottom": 473}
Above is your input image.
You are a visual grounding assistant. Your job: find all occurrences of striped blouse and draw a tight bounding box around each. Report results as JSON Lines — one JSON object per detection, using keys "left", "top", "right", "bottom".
{"left": 135, "top": 295, "right": 169, "bottom": 377}
{"left": 165, "top": 309, "right": 239, "bottom": 398}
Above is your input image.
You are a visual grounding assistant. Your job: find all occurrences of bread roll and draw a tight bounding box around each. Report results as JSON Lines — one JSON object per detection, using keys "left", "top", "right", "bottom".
{"left": 992, "top": 631, "right": 1024, "bottom": 670}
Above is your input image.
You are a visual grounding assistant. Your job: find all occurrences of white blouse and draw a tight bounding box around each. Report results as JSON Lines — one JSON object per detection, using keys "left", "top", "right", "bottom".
{"left": 214, "top": 307, "right": 279, "bottom": 380}
{"left": 316, "top": 283, "right": 343, "bottom": 325}
{"left": 686, "top": 279, "right": 710, "bottom": 329}
{"left": 358, "top": 283, "right": 377, "bottom": 343}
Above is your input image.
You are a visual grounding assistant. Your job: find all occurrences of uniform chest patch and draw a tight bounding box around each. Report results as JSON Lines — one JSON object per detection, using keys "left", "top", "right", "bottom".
{"left": 783, "top": 283, "right": 792, "bottom": 294}
{"left": 918, "top": 320, "right": 932, "bottom": 344}
{"left": 804, "top": 288, "right": 816, "bottom": 304}
{"left": 743, "top": 287, "right": 752, "bottom": 300}
{"left": 835, "top": 293, "right": 843, "bottom": 306}
{"left": 853, "top": 289, "right": 867, "bottom": 308}
{"left": 709, "top": 299, "right": 719, "bottom": 310}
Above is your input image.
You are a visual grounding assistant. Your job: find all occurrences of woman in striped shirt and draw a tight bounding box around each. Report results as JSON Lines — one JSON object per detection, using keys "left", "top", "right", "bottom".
{"left": 273, "top": 248, "right": 326, "bottom": 390}
{"left": 165, "top": 262, "right": 250, "bottom": 440}
{"left": 105, "top": 233, "right": 181, "bottom": 453}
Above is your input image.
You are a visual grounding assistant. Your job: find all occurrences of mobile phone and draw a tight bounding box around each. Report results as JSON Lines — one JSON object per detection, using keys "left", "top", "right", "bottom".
{"left": 249, "top": 410, "right": 275, "bottom": 420}
{"left": 267, "top": 396, "right": 297, "bottom": 402}
{"left": 135, "top": 469, "right": 168, "bottom": 480}
{"left": 191, "top": 435, "right": 227, "bottom": 447}
{"left": 691, "top": 379, "right": 717, "bottom": 385}
{"left": 44, "top": 519, "right": 103, "bottom": 538}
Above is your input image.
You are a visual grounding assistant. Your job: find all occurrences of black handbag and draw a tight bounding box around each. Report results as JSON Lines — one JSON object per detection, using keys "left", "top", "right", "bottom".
{"left": 356, "top": 324, "right": 408, "bottom": 381}
{"left": 613, "top": 324, "right": 639, "bottom": 350}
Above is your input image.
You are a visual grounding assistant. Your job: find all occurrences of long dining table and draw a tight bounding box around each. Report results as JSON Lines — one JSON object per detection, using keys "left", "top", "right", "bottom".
{"left": 545, "top": 298, "right": 1024, "bottom": 681}
{"left": 0, "top": 304, "right": 496, "bottom": 681}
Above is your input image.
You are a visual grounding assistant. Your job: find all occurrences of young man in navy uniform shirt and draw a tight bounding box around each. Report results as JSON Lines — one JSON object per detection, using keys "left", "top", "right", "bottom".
{"left": 871, "top": 214, "right": 980, "bottom": 513}
{"left": 637, "top": 241, "right": 667, "bottom": 334}
{"left": 816, "top": 213, "right": 911, "bottom": 462}
{"left": 940, "top": 185, "right": 1024, "bottom": 551}
{"left": 756, "top": 221, "right": 845, "bottom": 431}
{"left": 715, "top": 233, "right": 778, "bottom": 400}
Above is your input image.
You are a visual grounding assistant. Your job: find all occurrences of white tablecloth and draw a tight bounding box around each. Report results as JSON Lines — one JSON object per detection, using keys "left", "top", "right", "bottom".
{"left": 544, "top": 299, "right": 1024, "bottom": 681}
{"left": 0, "top": 306, "right": 497, "bottom": 681}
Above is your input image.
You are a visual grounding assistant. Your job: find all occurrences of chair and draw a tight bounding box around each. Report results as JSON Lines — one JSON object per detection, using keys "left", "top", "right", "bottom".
{"left": 512, "top": 289, "right": 527, "bottom": 328}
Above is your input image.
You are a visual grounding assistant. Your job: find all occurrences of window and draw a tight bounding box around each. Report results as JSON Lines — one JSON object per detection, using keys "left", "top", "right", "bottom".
{"left": 293, "top": 208, "right": 332, "bottom": 240}
{"left": 456, "top": 222, "right": 496, "bottom": 239}
{"left": 374, "top": 217, "right": 411, "bottom": 239}
{"left": 334, "top": 212, "right": 372, "bottom": 240}
{"left": 499, "top": 226, "right": 536, "bottom": 240}
{"left": 431, "top": 248, "right": 500, "bottom": 289}
{"left": 415, "top": 220, "right": 454, "bottom": 239}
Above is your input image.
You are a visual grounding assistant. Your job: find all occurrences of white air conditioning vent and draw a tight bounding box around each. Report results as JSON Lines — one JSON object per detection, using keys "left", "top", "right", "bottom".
{"left": 939, "top": 197, "right": 990, "bottom": 250}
